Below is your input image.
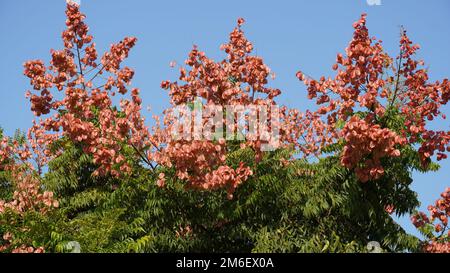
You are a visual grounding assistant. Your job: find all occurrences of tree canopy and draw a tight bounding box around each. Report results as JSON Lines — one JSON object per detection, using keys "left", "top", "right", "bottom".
{"left": 0, "top": 3, "right": 448, "bottom": 253}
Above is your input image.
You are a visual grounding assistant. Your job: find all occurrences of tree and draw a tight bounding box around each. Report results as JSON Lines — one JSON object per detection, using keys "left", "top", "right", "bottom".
{"left": 411, "top": 188, "right": 450, "bottom": 253}
{"left": 0, "top": 128, "right": 59, "bottom": 252}
{"left": 0, "top": 3, "right": 448, "bottom": 253}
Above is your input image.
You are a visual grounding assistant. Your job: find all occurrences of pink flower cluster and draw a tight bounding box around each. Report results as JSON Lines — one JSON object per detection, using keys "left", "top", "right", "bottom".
{"left": 0, "top": 136, "right": 58, "bottom": 253}
{"left": 157, "top": 18, "right": 304, "bottom": 195}
{"left": 205, "top": 163, "right": 253, "bottom": 199}
{"left": 62, "top": 2, "right": 92, "bottom": 49}
{"left": 22, "top": 3, "right": 150, "bottom": 178}
{"left": 0, "top": 136, "right": 59, "bottom": 215}
{"left": 411, "top": 187, "right": 450, "bottom": 253}
{"left": 395, "top": 31, "right": 450, "bottom": 165}
{"left": 0, "top": 173, "right": 59, "bottom": 215}
{"left": 0, "top": 232, "right": 45, "bottom": 253}
{"left": 296, "top": 14, "right": 450, "bottom": 182}
{"left": 341, "top": 116, "right": 403, "bottom": 182}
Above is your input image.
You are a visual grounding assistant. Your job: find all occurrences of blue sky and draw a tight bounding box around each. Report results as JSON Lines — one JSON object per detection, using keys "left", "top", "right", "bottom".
{"left": 0, "top": 0, "right": 449, "bottom": 239}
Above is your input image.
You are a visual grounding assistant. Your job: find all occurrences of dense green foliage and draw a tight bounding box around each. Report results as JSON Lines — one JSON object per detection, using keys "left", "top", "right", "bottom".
{"left": 2, "top": 128, "right": 428, "bottom": 253}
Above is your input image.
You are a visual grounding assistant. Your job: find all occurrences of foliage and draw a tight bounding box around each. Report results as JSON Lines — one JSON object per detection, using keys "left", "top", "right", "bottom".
{"left": 0, "top": 3, "right": 448, "bottom": 253}
{"left": 411, "top": 187, "right": 450, "bottom": 253}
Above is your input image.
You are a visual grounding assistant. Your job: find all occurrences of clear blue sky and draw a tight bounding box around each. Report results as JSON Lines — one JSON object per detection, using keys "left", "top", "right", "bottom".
{"left": 0, "top": 0, "right": 449, "bottom": 239}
